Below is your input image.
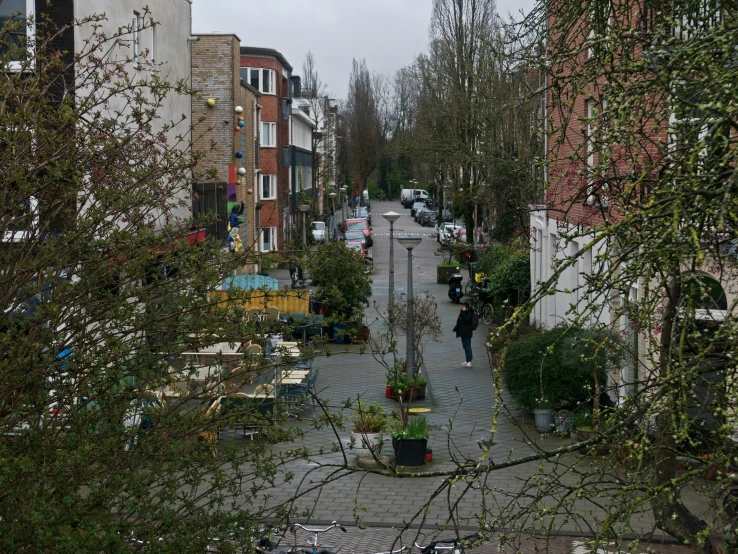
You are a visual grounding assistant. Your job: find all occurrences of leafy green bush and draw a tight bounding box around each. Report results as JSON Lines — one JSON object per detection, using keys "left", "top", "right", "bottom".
{"left": 305, "top": 242, "right": 372, "bottom": 320}
{"left": 503, "top": 325, "right": 618, "bottom": 410}
{"left": 476, "top": 239, "right": 530, "bottom": 321}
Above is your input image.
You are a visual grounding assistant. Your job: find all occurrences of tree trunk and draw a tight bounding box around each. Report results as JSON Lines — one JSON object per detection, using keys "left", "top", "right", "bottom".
{"left": 650, "top": 274, "right": 724, "bottom": 553}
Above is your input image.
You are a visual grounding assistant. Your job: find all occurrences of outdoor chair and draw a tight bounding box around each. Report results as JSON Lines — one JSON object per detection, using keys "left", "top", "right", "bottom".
{"left": 265, "top": 306, "right": 280, "bottom": 321}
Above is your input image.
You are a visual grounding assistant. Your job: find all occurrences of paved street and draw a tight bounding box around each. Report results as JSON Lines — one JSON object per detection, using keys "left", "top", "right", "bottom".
{"left": 255, "top": 201, "right": 694, "bottom": 553}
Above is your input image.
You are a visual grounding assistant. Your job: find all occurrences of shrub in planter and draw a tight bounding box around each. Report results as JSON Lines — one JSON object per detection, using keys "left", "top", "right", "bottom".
{"left": 392, "top": 415, "right": 429, "bottom": 466}
{"left": 350, "top": 402, "right": 387, "bottom": 459}
{"left": 502, "top": 325, "right": 616, "bottom": 411}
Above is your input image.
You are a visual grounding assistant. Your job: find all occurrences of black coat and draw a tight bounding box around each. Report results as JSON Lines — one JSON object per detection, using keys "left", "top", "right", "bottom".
{"left": 453, "top": 309, "right": 475, "bottom": 338}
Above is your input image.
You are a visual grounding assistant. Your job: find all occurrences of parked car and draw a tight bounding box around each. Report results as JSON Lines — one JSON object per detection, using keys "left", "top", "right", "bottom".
{"left": 345, "top": 241, "right": 369, "bottom": 258}
{"left": 344, "top": 218, "right": 373, "bottom": 247}
{"left": 311, "top": 221, "right": 326, "bottom": 243}
{"left": 421, "top": 210, "right": 437, "bottom": 227}
{"left": 344, "top": 230, "right": 369, "bottom": 248}
{"left": 456, "top": 229, "right": 486, "bottom": 247}
{"left": 437, "top": 223, "right": 463, "bottom": 244}
{"left": 401, "top": 188, "right": 430, "bottom": 208}
{"left": 346, "top": 241, "right": 373, "bottom": 273}
{"left": 415, "top": 206, "right": 430, "bottom": 224}
{"left": 355, "top": 206, "right": 371, "bottom": 225}
{"left": 411, "top": 200, "right": 428, "bottom": 218}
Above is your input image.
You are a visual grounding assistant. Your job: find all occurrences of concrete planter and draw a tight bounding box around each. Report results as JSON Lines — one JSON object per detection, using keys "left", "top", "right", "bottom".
{"left": 534, "top": 408, "right": 554, "bottom": 433}
{"left": 350, "top": 431, "right": 384, "bottom": 459}
{"left": 437, "top": 265, "right": 458, "bottom": 284}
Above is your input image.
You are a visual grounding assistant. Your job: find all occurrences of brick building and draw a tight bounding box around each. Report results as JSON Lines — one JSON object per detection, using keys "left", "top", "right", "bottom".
{"left": 239, "top": 46, "right": 293, "bottom": 252}
{"left": 529, "top": 2, "right": 735, "bottom": 401}
{"left": 191, "top": 34, "right": 260, "bottom": 262}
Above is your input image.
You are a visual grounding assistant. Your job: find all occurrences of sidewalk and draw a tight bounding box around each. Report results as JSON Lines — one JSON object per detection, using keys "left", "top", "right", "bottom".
{"left": 247, "top": 202, "right": 694, "bottom": 552}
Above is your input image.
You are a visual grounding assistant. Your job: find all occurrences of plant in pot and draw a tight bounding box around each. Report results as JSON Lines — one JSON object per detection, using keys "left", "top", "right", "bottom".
{"left": 533, "top": 397, "right": 554, "bottom": 433}
{"left": 371, "top": 295, "right": 440, "bottom": 400}
{"left": 553, "top": 409, "right": 572, "bottom": 434}
{"left": 568, "top": 408, "right": 609, "bottom": 455}
{"left": 391, "top": 407, "right": 429, "bottom": 466}
{"left": 349, "top": 401, "right": 387, "bottom": 460}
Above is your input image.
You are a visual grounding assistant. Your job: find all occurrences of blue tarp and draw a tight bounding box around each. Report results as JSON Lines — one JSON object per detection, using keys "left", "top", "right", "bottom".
{"left": 221, "top": 274, "right": 279, "bottom": 291}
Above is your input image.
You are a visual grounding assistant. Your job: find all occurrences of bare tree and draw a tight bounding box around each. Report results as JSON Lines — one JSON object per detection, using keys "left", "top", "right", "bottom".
{"left": 345, "top": 59, "right": 380, "bottom": 195}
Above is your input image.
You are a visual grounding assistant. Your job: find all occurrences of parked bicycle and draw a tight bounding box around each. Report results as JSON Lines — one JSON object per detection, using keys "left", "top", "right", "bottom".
{"left": 284, "top": 521, "right": 347, "bottom": 554}
{"left": 466, "top": 275, "right": 494, "bottom": 325}
{"left": 415, "top": 533, "right": 479, "bottom": 554}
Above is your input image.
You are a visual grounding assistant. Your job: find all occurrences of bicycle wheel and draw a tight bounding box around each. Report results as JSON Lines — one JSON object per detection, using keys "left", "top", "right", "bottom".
{"left": 464, "top": 280, "right": 474, "bottom": 295}
{"left": 481, "top": 303, "right": 494, "bottom": 325}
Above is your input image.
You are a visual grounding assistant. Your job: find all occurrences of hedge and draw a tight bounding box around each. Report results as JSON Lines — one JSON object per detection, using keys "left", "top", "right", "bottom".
{"left": 503, "top": 325, "right": 617, "bottom": 410}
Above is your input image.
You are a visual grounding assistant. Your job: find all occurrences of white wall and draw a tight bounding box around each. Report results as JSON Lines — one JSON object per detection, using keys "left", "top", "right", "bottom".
{"left": 529, "top": 206, "right": 611, "bottom": 329}
{"left": 74, "top": 0, "right": 193, "bottom": 229}
{"left": 291, "top": 107, "right": 313, "bottom": 151}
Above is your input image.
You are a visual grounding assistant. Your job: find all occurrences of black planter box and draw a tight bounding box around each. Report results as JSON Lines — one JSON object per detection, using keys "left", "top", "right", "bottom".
{"left": 392, "top": 437, "right": 428, "bottom": 466}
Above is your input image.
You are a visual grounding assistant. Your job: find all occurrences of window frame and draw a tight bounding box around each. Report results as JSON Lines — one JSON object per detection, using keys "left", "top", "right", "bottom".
{"left": 261, "top": 226, "right": 277, "bottom": 252}
{"left": 261, "top": 174, "right": 277, "bottom": 201}
{"left": 2, "top": 0, "right": 35, "bottom": 71}
{"left": 261, "top": 122, "right": 276, "bottom": 148}
{"left": 239, "top": 67, "right": 276, "bottom": 95}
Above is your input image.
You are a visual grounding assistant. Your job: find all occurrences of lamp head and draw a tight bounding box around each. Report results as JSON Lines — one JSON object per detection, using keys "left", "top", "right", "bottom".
{"left": 383, "top": 211, "right": 400, "bottom": 224}
{"left": 398, "top": 236, "right": 422, "bottom": 251}
{"left": 328, "top": 192, "right": 337, "bottom": 199}
{"left": 298, "top": 204, "right": 310, "bottom": 213}
{"left": 340, "top": 186, "right": 347, "bottom": 193}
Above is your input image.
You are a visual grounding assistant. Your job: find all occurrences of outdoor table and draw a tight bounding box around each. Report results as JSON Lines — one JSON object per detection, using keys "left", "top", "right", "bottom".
{"left": 279, "top": 377, "right": 305, "bottom": 385}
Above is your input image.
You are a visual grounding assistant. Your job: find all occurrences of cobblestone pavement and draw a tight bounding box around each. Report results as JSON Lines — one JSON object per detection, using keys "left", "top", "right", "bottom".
{"left": 246, "top": 202, "right": 696, "bottom": 553}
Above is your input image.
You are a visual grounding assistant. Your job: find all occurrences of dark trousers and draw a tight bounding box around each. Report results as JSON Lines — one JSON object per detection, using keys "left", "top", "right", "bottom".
{"left": 461, "top": 336, "right": 472, "bottom": 362}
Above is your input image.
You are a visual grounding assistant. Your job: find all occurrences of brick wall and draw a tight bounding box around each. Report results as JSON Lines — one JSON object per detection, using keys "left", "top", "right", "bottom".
{"left": 192, "top": 35, "right": 258, "bottom": 263}
{"left": 240, "top": 53, "right": 291, "bottom": 250}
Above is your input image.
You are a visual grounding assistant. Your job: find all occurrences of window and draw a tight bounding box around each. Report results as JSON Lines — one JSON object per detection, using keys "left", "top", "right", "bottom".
{"left": 1, "top": 0, "right": 34, "bottom": 70}
{"left": 261, "top": 174, "right": 276, "bottom": 200}
{"left": 261, "top": 227, "right": 277, "bottom": 252}
{"left": 261, "top": 122, "right": 276, "bottom": 147}
{"left": 239, "top": 67, "right": 276, "bottom": 95}
{"left": 132, "top": 11, "right": 143, "bottom": 66}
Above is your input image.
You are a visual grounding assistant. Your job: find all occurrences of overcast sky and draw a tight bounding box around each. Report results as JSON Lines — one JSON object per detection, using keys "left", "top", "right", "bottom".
{"left": 191, "top": 0, "right": 535, "bottom": 100}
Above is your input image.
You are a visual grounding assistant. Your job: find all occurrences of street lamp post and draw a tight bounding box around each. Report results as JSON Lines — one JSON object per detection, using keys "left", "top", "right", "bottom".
{"left": 340, "top": 186, "right": 347, "bottom": 224}
{"left": 382, "top": 211, "right": 401, "bottom": 322}
{"left": 328, "top": 192, "right": 337, "bottom": 241}
{"left": 398, "top": 236, "right": 421, "bottom": 381}
{"left": 298, "top": 204, "right": 309, "bottom": 249}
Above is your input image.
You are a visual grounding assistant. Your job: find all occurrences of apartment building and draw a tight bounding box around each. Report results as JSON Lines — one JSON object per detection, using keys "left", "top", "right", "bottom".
{"left": 240, "top": 46, "right": 293, "bottom": 252}
{"left": 1, "top": 0, "right": 193, "bottom": 235}
{"left": 191, "top": 34, "right": 260, "bottom": 260}
{"left": 530, "top": 1, "right": 734, "bottom": 400}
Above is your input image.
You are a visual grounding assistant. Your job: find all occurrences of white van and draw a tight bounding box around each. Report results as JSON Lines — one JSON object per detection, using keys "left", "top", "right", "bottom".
{"left": 400, "top": 188, "right": 430, "bottom": 208}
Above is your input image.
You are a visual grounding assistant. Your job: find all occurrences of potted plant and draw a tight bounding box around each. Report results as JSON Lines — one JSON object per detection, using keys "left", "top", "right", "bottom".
{"left": 425, "top": 447, "right": 433, "bottom": 462}
{"left": 569, "top": 409, "right": 609, "bottom": 455}
{"left": 387, "top": 370, "right": 427, "bottom": 402}
{"left": 553, "top": 409, "right": 572, "bottom": 434}
{"left": 391, "top": 411, "right": 429, "bottom": 466}
{"left": 349, "top": 401, "right": 387, "bottom": 459}
{"left": 533, "top": 398, "right": 554, "bottom": 433}
{"left": 436, "top": 261, "right": 459, "bottom": 284}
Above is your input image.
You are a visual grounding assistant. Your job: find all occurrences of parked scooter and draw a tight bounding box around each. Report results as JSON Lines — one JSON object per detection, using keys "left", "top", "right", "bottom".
{"left": 447, "top": 271, "right": 464, "bottom": 303}
{"left": 290, "top": 261, "right": 309, "bottom": 289}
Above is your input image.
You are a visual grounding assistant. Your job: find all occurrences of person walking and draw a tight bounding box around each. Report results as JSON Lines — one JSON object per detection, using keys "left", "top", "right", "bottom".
{"left": 453, "top": 301, "right": 476, "bottom": 367}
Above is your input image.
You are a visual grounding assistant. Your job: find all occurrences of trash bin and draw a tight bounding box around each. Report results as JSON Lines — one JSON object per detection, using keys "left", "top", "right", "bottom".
{"left": 334, "top": 323, "right": 348, "bottom": 344}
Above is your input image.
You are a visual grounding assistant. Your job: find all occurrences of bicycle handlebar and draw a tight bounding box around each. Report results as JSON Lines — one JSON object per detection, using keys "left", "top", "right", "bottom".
{"left": 414, "top": 534, "right": 479, "bottom": 553}
{"left": 292, "top": 521, "right": 347, "bottom": 534}
{"left": 373, "top": 547, "right": 408, "bottom": 554}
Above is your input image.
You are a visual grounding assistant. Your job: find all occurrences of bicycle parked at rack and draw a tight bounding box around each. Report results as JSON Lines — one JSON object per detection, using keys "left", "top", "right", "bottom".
{"left": 262, "top": 521, "right": 347, "bottom": 554}
{"left": 415, "top": 534, "right": 479, "bottom": 554}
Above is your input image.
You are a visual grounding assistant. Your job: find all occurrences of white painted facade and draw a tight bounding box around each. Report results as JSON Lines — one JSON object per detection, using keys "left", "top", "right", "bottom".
{"left": 74, "top": 0, "right": 193, "bottom": 229}
{"left": 290, "top": 104, "right": 314, "bottom": 151}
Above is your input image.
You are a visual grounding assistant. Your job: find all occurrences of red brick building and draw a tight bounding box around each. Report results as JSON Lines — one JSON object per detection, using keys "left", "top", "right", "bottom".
{"left": 239, "top": 47, "right": 293, "bottom": 252}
